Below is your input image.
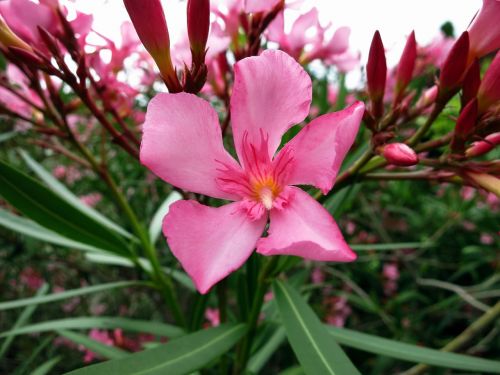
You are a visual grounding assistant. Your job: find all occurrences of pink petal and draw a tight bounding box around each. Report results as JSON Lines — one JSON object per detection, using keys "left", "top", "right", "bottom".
{"left": 257, "top": 187, "right": 356, "bottom": 262}
{"left": 163, "top": 200, "right": 267, "bottom": 294}
{"left": 468, "top": 0, "right": 500, "bottom": 60}
{"left": 140, "top": 93, "right": 241, "bottom": 200}
{"left": 231, "top": 50, "right": 312, "bottom": 160}
{"left": 278, "top": 102, "right": 364, "bottom": 194}
{"left": 244, "top": 0, "right": 280, "bottom": 13}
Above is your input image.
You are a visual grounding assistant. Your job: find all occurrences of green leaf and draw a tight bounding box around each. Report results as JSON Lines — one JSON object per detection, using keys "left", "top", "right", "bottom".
{"left": 273, "top": 280, "right": 360, "bottom": 375}
{"left": 327, "top": 326, "right": 500, "bottom": 373}
{"left": 57, "top": 330, "right": 128, "bottom": 359}
{"left": 0, "top": 208, "right": 111, "bottom": 254}
{"left": 0, "top": 281, "right": 146, "bottom": 311}
{"left": 148, "top": 191, "right": 182, "bottom": 243}
{"left": 0, "top": 131, "right": 17, "bottom": 143}
{"left": 64, "top": 323, "right": 247, "bottom": 375}
{"left": 84, "top": 253, "right": 195, "bottom": 291}
{"left": 350, "top": 242, "right": 434, "bottom": 251}
{"left": 31, "top": 356, "right": 61, "bottom": 375}
{"left": 19, "top": 150, "right": 133, "bottom": 239}
{"left": 247, "top": 326, "right": 286, "bottom": 374}
{"left": 0, "top": 317, "right": 184, "bottom": 340}
{"left": 0, "top": 159, "right": 130, "bottom": 255}
{"left": 0, "top": 284, "right": 49, "bottom": 360}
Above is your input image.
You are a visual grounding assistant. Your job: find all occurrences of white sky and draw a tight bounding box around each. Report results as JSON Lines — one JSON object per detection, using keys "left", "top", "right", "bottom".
{"left": 71, "top": 0, "right": 482, "bottom": 84}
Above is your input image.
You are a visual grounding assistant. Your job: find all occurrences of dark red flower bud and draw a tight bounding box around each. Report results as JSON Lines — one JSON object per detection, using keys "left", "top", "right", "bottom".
{"left": 438, "top": 31, "right": 469, "bottom": 99}
{"left": 394, "top": 31, "right": 417, "bottom": 104}
{"left": 187, "top": 0, "right": 210, "bottom": 66}
{"left": 451, "top": 98, "right": 478, "bottom": 153}
{"left": 461, "top": 59, "right": 481, "bottom": 107}
{"left": 367, "top": 30, "right": 387, "bottom": 118}
{"left": 381, "top": 143, "right": 419, "bottom": 166}
{"left": 123, "top": 0, "right": 181, "bottom": 92}
{"left": 477, "top": 50, "right": 500, "bottom": 114}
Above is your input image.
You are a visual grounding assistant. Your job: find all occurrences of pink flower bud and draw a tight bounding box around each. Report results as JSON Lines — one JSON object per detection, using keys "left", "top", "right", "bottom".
{"left": 382, "top": 143, "right": 419, "bottom": 166}
{"left": 416, "top": 85, "right": 438, "bottom": 109}
{"left": 477, "top": 51, "right": 500, "bottom": 114}
{"left": 468, "top": 0, "right": 500, "bottom": 61}
{"left": 367, "top": 31, "right": 387, "bottom": 118}
{"left": 439, "top": 31, "right": 469, "bottom": 98}
{"left": 123, "top": 0, "right": 181, "bottom": 92}
{"left": 187, "top": 0, "right": 210, "bottom": 66}
{"left": 0, "top": 15, "right": 32, "bottom": 51}
{"left": 461, "top": 59, "right": 480, "bottom": 107}
{"left": 394, "top": 31, "right": 417, "bottom": 104}
{"left": 466, "top": 132, "right": 500, "bottom": 158}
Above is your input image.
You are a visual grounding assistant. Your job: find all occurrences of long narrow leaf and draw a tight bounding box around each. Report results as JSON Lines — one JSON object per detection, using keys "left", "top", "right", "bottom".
{"left": 84, "top": 253, "right": 195, "bottom": 291}
{"left": 327, "top": 326, "right": 500, "bottom": 373}
{"left": 31, "top": 356, "right": 61, "bottom": 375}
{"left": 0, "top": 208, "right": 110, "bottom": 254}
{"left": 0, "top": 281, "right": 146, "bottom": 311}
{"left": 19, "top": 150, "right": 133, "bottom": 239}
{"left": 0, "top": 159, "right": 129, "bottom": 255}
{"left": 148, "top": 191, "right": 182, "bottom": 243}
{"left": 0, "top": 284, "right": 49, "bottom": 360}
{"left": 57, "top": 330, "right": 128, "bottom": 359}
{"left": 273, "top": 280, "right": 360, "bottom": 375}
{"left": 0, "top": 317, "right": 184, "bottom": 339}
{"left": 247, "top": 326, "right": 286, "bottom": 374}
{"left": 64, "top": 323, "right": 247, "bottom": 375}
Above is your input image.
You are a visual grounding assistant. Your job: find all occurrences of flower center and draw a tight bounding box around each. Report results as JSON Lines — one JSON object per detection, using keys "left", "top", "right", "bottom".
{"left": 252, "top": 178, "right": 281, "bottom": 210}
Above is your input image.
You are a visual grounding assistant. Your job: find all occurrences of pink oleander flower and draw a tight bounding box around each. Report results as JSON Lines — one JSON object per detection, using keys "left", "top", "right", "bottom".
{"left": 141, "top": 50, "right": 364, "bottom": 294}
{"left": 266, "top": 7, "right": 357, "bottom": 71}
{"left": 381, "top": 143, "right": 419, "bottom": 167}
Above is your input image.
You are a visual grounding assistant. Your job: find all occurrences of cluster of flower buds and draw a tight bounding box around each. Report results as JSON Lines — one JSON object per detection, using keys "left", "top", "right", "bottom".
{"left": 364, "top": 30, "right": 420, "bottom": 167}
{"left": 124, "top": 0, "right": 211, "bottom": 94}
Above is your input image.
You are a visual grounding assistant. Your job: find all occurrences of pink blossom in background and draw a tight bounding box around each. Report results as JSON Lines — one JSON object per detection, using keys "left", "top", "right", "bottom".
{"left": 141, "top": 50, "right": 364, "bottom": 294}
{"left": 79, "top": 193, "right": 102, "bottom": 207}
{"left": 266, "top": 7, "right": 358, "bottom": 71}
{"left": 480, "top": 233, "right": 494, "bottom": 245}
{"left": 82, "top": 329, "right": 114, "bottom": 363}
{"left": 382, "top": 263, "right": 400, "bottom": 296}
{"left": 19, "top": 267, "right": 44, "bottom": 291}
{"left": 311, "top": 266, "right": 326, "bottom": 284}
{"left": 204, "top": 308, "right": 220, "bottom": 327}
{"left": 325, "top": 295, "right": 352, "bottom": 327}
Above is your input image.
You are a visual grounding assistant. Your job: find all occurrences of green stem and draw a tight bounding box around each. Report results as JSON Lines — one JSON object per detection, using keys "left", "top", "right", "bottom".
{"left": 401, "top": 300, "right": 500, "bottom": 375}
{"left": 406, "top": 102, "right": 445, "bottom": 147}
{"left": 233, "top": 256, "right": 280, "bottom": 374}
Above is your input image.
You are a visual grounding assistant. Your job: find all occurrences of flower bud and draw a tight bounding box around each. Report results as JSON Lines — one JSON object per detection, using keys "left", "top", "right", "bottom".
{"left": 187, "top": 0, "right": 210, "bottom": 66}
{"left": 381, "top": 143, "right": 419, "bottom": 166}
{"left": 0, "top": 15, "right": 32, "bottom": 52}
{"left": 467, "top": 0, "right": 500, "bottom": 62}
{"left": 477, "top": 51, "right": 500, "bottom": 114}
{"left": 123, "top": 0, "right": 181, "bottom": 92}
{"left": 394, "top": 31, "right": 417, "bottom": 104}
{"left": 367, "top": 31, "right": 387, "bottom": 118}
{"left": 461, "top": 59, "right": 480, "bottom": 107}
{"left": 438, "top": 31, "right": 469, "bottom": 100}
{"left": 451, "top": 99, "right": 478, "bottom": 153}
{"left": 465, "top": 172, "right": 500, "bottom": 197}
{"left": 416, "top": 85, "right": 438, "bottom": 109}
{"left": 466, "top": 132, "right": 500, "bottom": 158}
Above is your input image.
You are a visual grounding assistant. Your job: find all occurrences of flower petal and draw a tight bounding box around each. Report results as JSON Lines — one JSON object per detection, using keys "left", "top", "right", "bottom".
{"left": 257, "top": 187, "right": 356, "bottom": 262}
{"left": 163, "top": 200, "right": 267, "bottom": 294}
{"left": 231, "top": 49, "right": 312, "bottom": 160}
{"left": 140, "top": 92, "right": 241, "bottom": 200}
{"left": 279, "top": 102, "right": 364, "bottom": 194}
